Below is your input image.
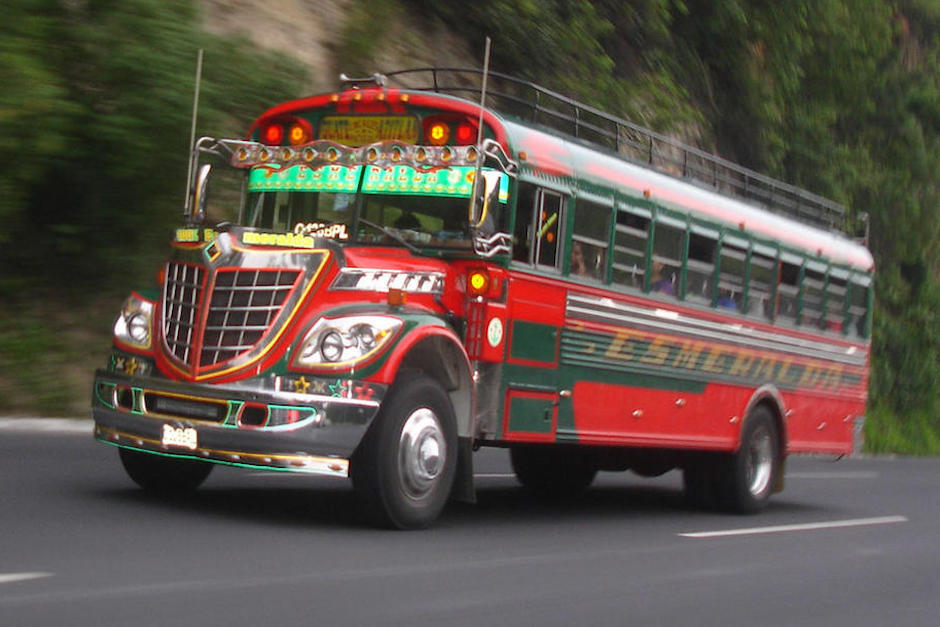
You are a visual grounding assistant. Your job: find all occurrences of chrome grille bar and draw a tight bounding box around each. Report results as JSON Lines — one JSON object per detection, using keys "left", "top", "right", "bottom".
{"left": 200, "top": 268, "right": 300, "bottom": 367}
{"left": 163, "top": 262, "right": 205, "bottom": 366}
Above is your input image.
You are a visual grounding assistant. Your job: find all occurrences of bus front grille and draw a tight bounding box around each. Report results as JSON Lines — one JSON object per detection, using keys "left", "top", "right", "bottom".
{"left": 162, "top": 263, "right": 301, "bottom": 371}
{"left": 200, "top": 268, "right": 300, "bottom": 366}
{"left": 163, "top": 262, "right": 206, "bottom": 367}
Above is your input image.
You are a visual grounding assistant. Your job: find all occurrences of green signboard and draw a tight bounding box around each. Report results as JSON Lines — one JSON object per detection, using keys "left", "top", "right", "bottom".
{"left": 248, "top": 164, "right": 509, "bottom": 202}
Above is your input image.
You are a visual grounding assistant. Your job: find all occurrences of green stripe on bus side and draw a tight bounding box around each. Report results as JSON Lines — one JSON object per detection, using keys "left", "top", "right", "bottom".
{"left": 509, "top": 320, "right": 557, "bottom": 363}
{"left": 560, "top": 327, "right": 863, "bottom": 392}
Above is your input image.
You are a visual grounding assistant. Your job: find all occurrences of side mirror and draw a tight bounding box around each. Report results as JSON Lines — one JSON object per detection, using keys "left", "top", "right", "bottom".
{"left": 469, "top": 170, "right": 502, "bottom": 231}
{"left": 192, "top": 163, "right": 211, "bottom": 222}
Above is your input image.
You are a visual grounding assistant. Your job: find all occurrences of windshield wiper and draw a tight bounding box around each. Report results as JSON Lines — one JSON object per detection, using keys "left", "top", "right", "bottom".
{"left": 356, "top": 218, "right": 423, "bottom": 255}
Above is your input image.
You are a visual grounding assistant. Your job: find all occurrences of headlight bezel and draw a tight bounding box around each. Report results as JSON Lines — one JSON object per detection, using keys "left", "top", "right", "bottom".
{"left": 291, "top": 315, "right": 403, "bottom": 371}
{"left": 113, "top": 293, "right": 155, "bottom": 351}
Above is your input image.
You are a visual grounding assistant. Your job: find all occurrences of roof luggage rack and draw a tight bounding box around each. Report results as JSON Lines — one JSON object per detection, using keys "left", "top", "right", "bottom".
{"left": 381, "top": 67, "right": 846, "bottom": 233}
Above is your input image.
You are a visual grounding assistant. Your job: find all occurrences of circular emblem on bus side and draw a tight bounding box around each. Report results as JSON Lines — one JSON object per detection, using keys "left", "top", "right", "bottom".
{"left": 486, "top": 317, "right": 503, "bottom": 348}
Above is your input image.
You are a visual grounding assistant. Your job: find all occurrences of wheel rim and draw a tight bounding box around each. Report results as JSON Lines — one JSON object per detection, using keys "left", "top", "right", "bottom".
{"left": 398, "top": 407, "right": 446, "bottom": 500}
{"left": 745, "top": 422, "right": 774, "bottom": 497}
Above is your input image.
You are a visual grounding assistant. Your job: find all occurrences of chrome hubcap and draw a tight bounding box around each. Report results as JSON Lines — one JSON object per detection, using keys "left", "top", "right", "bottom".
{"left": 399, "top": 408, "right": 446, "bottom": 499}
{"left": 745, "top": 423, "right": 774, "bottom": 497}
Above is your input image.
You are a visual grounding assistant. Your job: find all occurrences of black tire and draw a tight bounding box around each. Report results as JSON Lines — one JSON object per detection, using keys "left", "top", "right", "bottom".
{"left": 684, "top": 406, "right": 780, "bottom": 513}
{"left": 510, "top": 445, "right": 598, "bottom": 498}
{"left": 351, "top": 372, "right": 457, "bottom": 529}
{"left": 119, "top": 448, "right": 213, "bottom": 494}
{"left": 716, "top": 405, "right": 780, "bottom": 513}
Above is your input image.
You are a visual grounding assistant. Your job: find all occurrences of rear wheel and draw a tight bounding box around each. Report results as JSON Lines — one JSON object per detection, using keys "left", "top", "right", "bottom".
{"left": 684, "top": 405, "right": 780, "bottom": 513}
{"left": 351, "top": 373, "right": 457, "bottom": 529}
{"left": 119, "top": 448, "right": 213, "bottom": 494}
{"left": 510, "top": 445, "right": 597, "bottom": 498}
{"left": 719, "top": 405, "right": 780, "bottom": 513}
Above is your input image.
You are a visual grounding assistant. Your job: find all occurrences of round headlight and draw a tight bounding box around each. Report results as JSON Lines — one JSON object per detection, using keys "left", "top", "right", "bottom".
{"left": 354, "top": 324, "right": 376, "bottom": 350}
{"left": 127, "top": 313, "right": 150, "bottom": 344}
{"left": 319, "top": 330, "right": 345, "bottom": 362}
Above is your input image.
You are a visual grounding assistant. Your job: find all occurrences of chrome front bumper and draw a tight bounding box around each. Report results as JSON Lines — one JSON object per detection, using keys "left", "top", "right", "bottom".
{"left": 92, "top": 369, "right": 386, "bottom": 477}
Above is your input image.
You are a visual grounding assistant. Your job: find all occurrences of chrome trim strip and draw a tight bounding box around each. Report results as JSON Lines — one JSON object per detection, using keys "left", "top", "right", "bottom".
{"left": 95, "top": 424, "right": 350, "bottom": 478}
{"left": 566, "top": 293, "right": 867, "bottom": 367}
{"left": 331, "top": 268, "right": 445, "bottom": 294}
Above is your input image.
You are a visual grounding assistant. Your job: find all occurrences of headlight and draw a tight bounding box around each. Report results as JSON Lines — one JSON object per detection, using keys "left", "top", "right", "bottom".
{"left": 292, "top": 316, "right": 402, "bottom": 369}
{"left": 114, "top": 294, "right": 155, "bottom": 350}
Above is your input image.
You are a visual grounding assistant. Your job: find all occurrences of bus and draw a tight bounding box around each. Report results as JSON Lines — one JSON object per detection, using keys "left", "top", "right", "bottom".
{"left": 92, "top": 68, "right": 873, "bottom": 528}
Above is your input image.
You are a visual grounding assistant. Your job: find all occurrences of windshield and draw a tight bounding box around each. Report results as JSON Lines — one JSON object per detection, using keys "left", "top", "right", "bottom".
{"left": 243, "top": 163, "right": 509, "bottom": 248}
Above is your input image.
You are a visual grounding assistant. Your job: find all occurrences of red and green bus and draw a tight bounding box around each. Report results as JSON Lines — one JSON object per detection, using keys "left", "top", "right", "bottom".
{"left": 92, "top": 69, "right": 873, "bottom": 528}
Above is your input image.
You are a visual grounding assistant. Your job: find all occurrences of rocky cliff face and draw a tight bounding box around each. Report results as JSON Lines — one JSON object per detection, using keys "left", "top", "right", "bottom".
{"left": 197, "top": 0, "right": 477, "bottom": 93}
{"left": 199, "top": 0, "right": 350, "bottom": 90}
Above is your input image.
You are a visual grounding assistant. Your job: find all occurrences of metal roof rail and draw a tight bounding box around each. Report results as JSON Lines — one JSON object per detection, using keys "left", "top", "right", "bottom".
{"left": 382, "top": 67, "right": 847, "bottom": 232}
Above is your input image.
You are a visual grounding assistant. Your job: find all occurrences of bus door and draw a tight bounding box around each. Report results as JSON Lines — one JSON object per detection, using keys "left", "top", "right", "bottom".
{"left": 503, "top": 185, "right": 567, "bottom": 442}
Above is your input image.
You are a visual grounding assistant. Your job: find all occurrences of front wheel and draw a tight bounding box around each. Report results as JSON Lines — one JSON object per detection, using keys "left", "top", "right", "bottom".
{"left": 119, "top": 448, "right": 213, "bottom": 494}
{"left": 351, "top": 373, "right": 457, "bottom": 529}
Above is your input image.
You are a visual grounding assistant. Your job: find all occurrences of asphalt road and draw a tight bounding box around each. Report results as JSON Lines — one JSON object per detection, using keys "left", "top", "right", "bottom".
{"left": 1, "top": 420, "right": 938, "bottom": 626}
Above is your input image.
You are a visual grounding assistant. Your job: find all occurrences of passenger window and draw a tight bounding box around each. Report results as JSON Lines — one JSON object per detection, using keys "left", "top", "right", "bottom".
{"left": 747, "top": 251, "right": 776, "bottom": 319}
{"left": 801, "top": 267, "right": 826, "bottom": 327}
{"left": 687, "top": 232, "right": 717, "bottom": 304}
{"left": 612, "top": 209, "right": 649, "bottom": 288}
{"left": 847, "top": 278, "right": 871, "bottom": 337}
{"left": 512, "top": 183, "right": 537, "bottom": 264}
{"left": 535, "top": 190, "right": 564, "bottom": 269}
{"left": 570, "top": 200, "right": 611, "bottom": 280}
{"left": 512, "top": 184, "right": 565, "bottom": 270}
{"left": 718, "top": 244, "right": 746, "bottom": 311}
{"left": 777, "top": 261, "right": 800, "bottom": 323}
{"left": 825, "top": 273, "right": 848, "bottom": 333}
{"left": 650, "top": 222, "right": 683, "bottom": 297}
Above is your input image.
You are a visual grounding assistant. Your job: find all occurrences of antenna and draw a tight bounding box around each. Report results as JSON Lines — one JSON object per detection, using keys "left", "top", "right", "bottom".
{"left": 184, "top": 48, "right": 204, "bottom": 215}
{"left": 469, "top": 37, "right": 492, "bottom": 228}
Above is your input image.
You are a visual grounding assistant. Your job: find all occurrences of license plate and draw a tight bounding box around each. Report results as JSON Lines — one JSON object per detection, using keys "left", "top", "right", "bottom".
{"left": 162, "top": 424, "right": 198, "bottom": 450}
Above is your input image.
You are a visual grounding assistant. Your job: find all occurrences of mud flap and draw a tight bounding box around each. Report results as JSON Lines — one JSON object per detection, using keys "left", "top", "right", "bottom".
{"left": 774, "top": 455, "right": 787, "bottom": 493}
{"left": 451, "top": 437, "right": 477, "bottom": 504}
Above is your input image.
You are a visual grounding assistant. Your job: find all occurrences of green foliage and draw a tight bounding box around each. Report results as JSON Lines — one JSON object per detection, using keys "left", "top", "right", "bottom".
{"left": 0, "top": 0, "right": 307, "bottom": 414}
{"left": 0, "top": 0, "right": 307, "bottom": 301}
{"left": 0, "top": 302, "right": 114, "bottom": 415}
{"left": 338, "top": 0, "right": 401, "bottom": 76}
{"left": 0, "top": 0, "right": 936, "bottom": 447}
{"left": 408, "top": 0, "right": 940, "bottom": 451}
{"left": 872, "top": 269, "right": 940, "bottom": 418}
{"left": 865, "top": 402, "right": 940, "bottom": 456}
{"left": 403, "top": 0, "right": 699, "bottom": 131}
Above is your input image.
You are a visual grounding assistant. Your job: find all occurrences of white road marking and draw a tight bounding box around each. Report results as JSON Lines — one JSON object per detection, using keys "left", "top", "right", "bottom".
{"left": 786, "top": 471, "right": 879, "bottom": 479}
{"left": 0, "top": 418, "right": 92, "bottom": 434}
{"left": 474, "top": 473, "right": 516, "bottom": 479}
{"left": 679, "top": 515, "right": 908, "bottom": 539}
{"left": 0, "top": 572, "right": 53, "bottom": 585}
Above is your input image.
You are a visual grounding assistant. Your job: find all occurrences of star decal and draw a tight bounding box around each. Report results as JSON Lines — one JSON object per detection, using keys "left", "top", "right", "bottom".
{"left": 293, "top": 376, "right": 311, "bottom": 394}
{"left": 328, "top": 380, "right": 348, "bottom": 398}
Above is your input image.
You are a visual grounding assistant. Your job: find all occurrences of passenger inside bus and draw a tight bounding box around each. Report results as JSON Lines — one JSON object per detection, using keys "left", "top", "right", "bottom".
{"left": 651, "top": 261, "right": 675, "bottom": 295}
{"left": 717, "top": 288, "right": 738, "bottom": 310}
{"left": 570, "top": 241, "right": 593, "bottom": 278}
{"left": 393, "top": 211, "right": 421, "bottom": 230}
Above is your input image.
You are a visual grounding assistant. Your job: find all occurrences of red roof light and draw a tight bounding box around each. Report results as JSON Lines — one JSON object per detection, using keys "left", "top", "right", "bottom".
{"left": 455, "top": 123, "right": 474, "bottom": 144}
{"left": 263, "top": 123, "right": 285, "bottom": 145}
